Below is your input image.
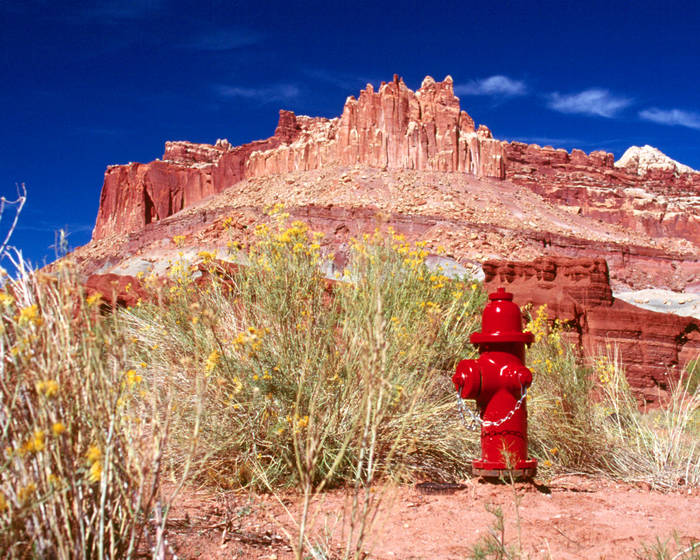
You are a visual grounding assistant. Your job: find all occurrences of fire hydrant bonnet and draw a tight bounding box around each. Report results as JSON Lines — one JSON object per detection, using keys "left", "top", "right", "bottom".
{"left": 470, "top": 287, "right": 534, "bottom": 344}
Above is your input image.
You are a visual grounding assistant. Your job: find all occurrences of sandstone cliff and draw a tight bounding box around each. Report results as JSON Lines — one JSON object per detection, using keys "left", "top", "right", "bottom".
{"left": 93, "top": 75, "right": 699, "bottom": 252}
{"left": 482, "top": 257, "right": 700, "bottom": 402}
{"left": 504, "top": 142, "right": 700, "bottom": 244}
{"left": 93, "top": 75, "right": 509, "bottom": 240}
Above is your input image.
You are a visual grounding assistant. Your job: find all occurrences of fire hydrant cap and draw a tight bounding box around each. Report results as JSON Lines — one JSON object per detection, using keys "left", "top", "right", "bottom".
{"left": 470, "top": 287, "right": 534, "bottom": 344}
{"left": 454, "top": 359, "right": 481, "bottom": 399}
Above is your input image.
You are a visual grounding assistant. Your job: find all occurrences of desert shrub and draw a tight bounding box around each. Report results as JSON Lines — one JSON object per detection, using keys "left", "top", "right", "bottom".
{"left": 596, "top": 346, "right": 700, "bottom": 488}
{"left": 525, "top": 306, "right": 700, "bottom": 487}
{"left": 122, "top": 212, "right": 700, "bottom": 494}
{"left": 0, "top": 259, "right": 173, "bottom": 558}
{"left": 123, "top": 209, "right": 484, "bottom": 490}
{"left": 526, "top": 305, "right": 609, "bottom": 474}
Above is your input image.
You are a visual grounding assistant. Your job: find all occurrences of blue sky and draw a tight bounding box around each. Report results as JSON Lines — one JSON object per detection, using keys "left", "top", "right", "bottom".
{"left": 1, "top": 0, "right": 699, "bottom": 266}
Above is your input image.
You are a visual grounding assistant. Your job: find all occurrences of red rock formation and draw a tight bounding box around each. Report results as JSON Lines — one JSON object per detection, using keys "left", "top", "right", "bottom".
{"left": 504, "top": 142, "right": 700, "bottom": 244}
{"left": 84, "top": 273, "right": 148, "bottom": 309}
{"left": 483, "top": 257, "right": 700, "bottom": 402}
{"left": 93, "top": 75, "right": 506, "bottom": 240}
{"left": 92, "top": 73, "right": 699, "bottom": 256}
{"left": 247, "top": 75, "right": 505, "bottom": 178}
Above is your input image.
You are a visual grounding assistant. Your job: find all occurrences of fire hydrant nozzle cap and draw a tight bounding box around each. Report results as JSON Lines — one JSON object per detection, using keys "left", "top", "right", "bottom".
{"left": 470, "top": 287, "right": 534, "bottom": 345}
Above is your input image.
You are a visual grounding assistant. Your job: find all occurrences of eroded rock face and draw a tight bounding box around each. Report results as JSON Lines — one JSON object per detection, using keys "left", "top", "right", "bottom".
{"left": 84, "top": 273, "right": 147, "bottom": 310}
{"left": 504, "top": 142, "right": 700, "bottom": 243}
{"left": 247, "top": 75, "right": 505, "bottom": 179}
{"left": 93, "top": 76, "right": 700, "bottom": 250}
{"left": 483, "top": 257, "right": 700, "bottom": 402}
{"left": 93, "top": 75, "right": 506, "bottom": 240}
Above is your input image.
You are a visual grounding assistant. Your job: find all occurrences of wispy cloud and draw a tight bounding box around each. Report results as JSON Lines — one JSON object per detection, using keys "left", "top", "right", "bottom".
{"left": 639, "top": 107, "right": 700, "bottom": 130}
{"left": 547, "top": 88, "right": 631, "bottom": 118}
{"left": 509, "top": 136, "right": 584, "bottom": 147}
{"left": 185, "top": 29, "right": 262, "bottom": 51}
{"left": 215, "top": 84, "right": 300, "bottom": 102}
{"left": 302, "top": 68, "right": 379, "bottom": 91}
{"left": 454, "top": 75, "right": 527, "bottom": 97}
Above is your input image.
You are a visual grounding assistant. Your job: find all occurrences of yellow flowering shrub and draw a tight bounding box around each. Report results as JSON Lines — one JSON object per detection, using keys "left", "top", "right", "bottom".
{"left": 0, "top": 260, "right": 169, "bottom": 557}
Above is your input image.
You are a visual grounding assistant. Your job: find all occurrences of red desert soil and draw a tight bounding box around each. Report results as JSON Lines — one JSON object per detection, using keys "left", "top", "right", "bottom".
{"left": 162, "top": 476, "right": 700, "bottom": 559}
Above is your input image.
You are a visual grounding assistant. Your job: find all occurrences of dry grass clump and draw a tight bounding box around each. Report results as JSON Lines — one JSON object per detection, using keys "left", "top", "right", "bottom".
{"left": 525, "top": 305, "right": 700, "bottom": 488}
{"left": 526, "top": 305, "right": 609, "bottom": 474}
{"left": 123, "top": 207, "right": 485, "bottom": 492}
{"left": 596, "top": 347, "right": 700, "bottom": 488}
{"left": 0, "top": 258, "right": 176, "bottom": 558}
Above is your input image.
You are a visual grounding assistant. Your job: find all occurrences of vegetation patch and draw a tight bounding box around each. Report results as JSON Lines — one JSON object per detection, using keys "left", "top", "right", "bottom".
{"left": 1, "top": 209, "right": 698, "bottom": 558}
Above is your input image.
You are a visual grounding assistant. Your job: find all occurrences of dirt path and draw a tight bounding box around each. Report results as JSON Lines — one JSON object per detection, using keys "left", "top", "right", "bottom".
{"left": 163, "top": 476, "right": 700, "bottom": 559}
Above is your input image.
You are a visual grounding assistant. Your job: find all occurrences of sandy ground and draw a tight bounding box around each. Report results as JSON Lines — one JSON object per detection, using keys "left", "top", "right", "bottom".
{"left": 158, "top": 476, "right": 700, "bottom": 559}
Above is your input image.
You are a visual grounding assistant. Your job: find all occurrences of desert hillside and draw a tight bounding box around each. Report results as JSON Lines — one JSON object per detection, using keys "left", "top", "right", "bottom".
{"left": 78, "top": 75, "right": 698, "bottom": 294}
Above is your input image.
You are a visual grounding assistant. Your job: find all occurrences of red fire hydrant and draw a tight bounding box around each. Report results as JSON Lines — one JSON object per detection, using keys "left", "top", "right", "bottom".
{"left": 452, "top": 287, "right": 537, "bottom": 479}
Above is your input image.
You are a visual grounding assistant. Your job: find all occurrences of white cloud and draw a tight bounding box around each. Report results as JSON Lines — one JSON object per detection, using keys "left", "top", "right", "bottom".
{"left": 547, "top": 88, "right": 631, "bottom": 118}
{"left": 639, "top": 108, "right": 700, "bottom": 130}
{"left": 454, "top": 75, "right": 527, "bottom": 97}
{"left": 303, "top": 68, "right": 378, "bottom": 90}
{"left": 509, "top": 136, "right": 584, "bottom": 147}
{"left": 215, "top": 84, "right": 300, "bottom": 102}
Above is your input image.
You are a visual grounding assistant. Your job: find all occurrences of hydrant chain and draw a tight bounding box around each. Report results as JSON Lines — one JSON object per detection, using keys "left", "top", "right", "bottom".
{"left": 455, "top": 385, "right": 528, "bottom": 429}
{"left": 454, "top": 386, "right": 479, "bottom": 431}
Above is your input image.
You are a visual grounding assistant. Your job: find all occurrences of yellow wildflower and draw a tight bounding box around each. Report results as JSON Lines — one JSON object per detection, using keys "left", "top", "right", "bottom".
{"left": 17, "top": 304, "right": 42, "bottom": 326}
{"left": 35, "top": 379, "right": 59, "bottom": 398}
{"left": 205, "top": 350, "right": 221, "bottom": 373}
{"left": 18, "top": 483, "right": 36, "bottom": 504}
{"left": 86, "top": 445, "right": 102, "bottom": 464}
{"left": 88, "top": 461, "right": 102, "bottom": 483}
{"left": 86, "top": 292, "right": 102, "bottom": 306}
{"left": 52, "top": 422, "right": 66, "bottom": 436}
{"left": 0, "top": 291, "right": 14, "bottom": 306}
{"left": 0, "top": 492, "right": 7, "bottom": 512}
{"left": 21, "top": 430, "right": 45, "bottom": 454}
{"left": 125, "top": 369, "right": 142, "bottom": 387}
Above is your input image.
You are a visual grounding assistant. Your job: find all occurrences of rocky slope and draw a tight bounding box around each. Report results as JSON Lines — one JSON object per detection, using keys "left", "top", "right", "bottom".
{"left": 78, "top": 165, "right": 699, "bottom": 292}
{"left": 92, "top": 75, "right": 699, "bottom": 252}
{"left": 73, "top": 74, "right": 700, "bottom": 397}
{"left": 504, "top": 142, "right": 700, "bottom": 243}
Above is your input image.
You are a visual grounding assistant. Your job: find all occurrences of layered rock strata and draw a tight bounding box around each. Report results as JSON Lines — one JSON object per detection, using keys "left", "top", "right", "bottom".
{"left": 93, "top": 75, "right": 509, "bottom": 239}
{"left": 93, "top": 75, "right": 699, "bottom": 250}
{"left": 504, "top": 143, "right": 700, "bottom": 243}
{"left": 482, "top": 257, "right": 700, "bottom": 402}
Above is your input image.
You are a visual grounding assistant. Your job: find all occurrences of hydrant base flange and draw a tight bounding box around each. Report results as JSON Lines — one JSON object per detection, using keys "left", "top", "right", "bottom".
{"left": 473, "top": 458, "right": 537, "bottom": 480}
